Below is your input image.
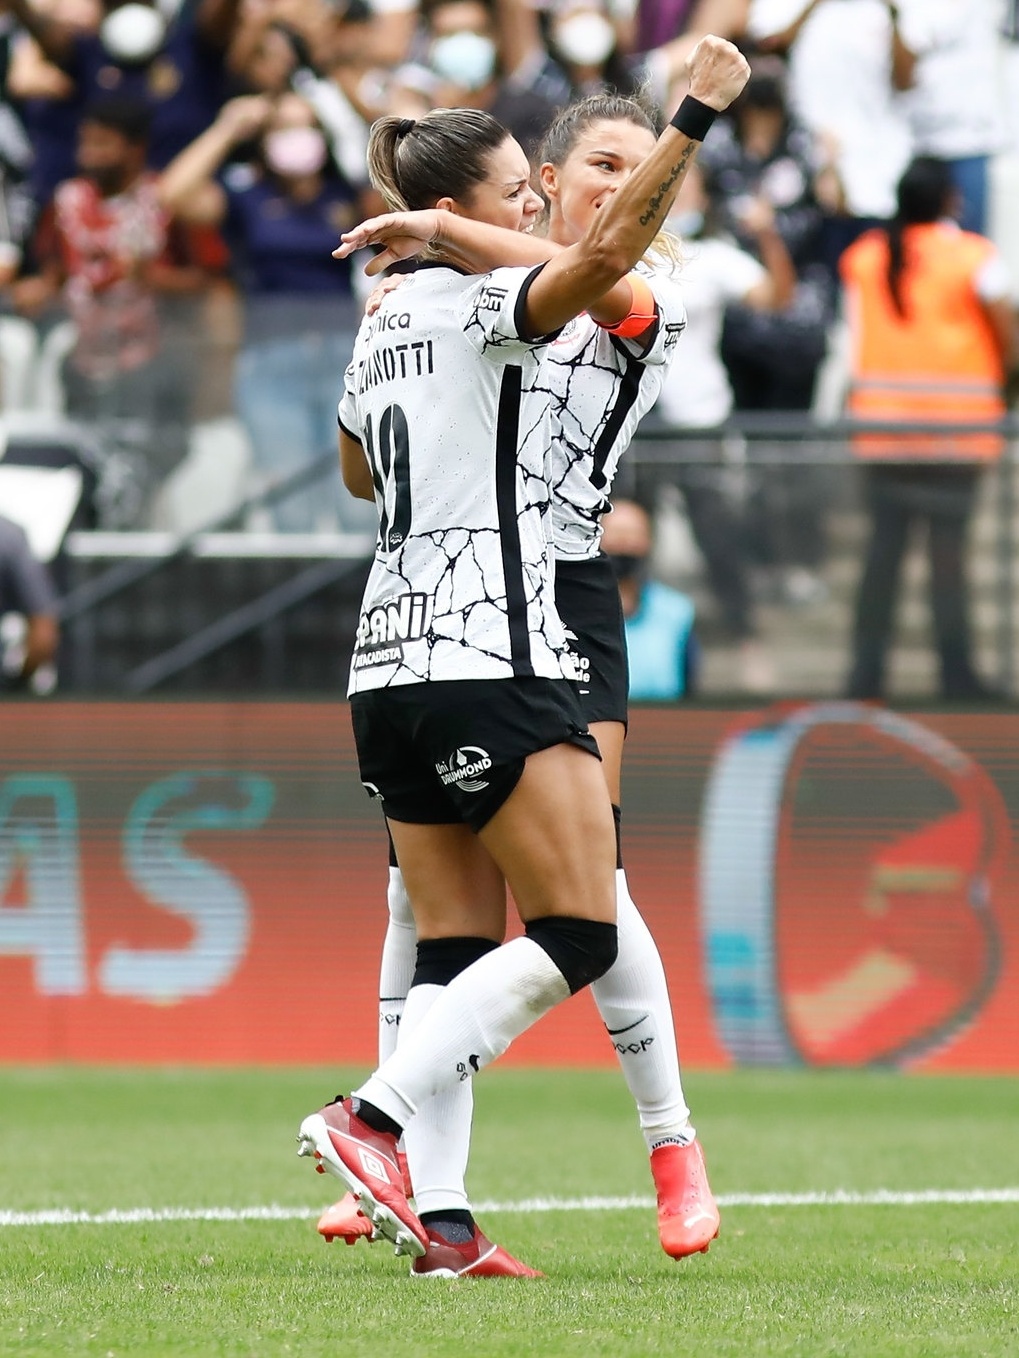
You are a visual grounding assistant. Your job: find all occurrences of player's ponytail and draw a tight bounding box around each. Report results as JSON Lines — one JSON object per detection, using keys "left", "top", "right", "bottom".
{"left": 367, "top": 108, "right": 511, "bottom": 213}
{"left": 366, "top": 117, "right": 414, "bottom": 212}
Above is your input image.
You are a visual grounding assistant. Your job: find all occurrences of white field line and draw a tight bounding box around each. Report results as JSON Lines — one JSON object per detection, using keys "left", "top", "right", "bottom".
{"left": 2, "top": 1188, "right": 1018, "bottom": 1228}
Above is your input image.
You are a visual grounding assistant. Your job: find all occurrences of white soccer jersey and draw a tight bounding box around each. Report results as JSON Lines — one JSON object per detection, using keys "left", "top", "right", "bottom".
{"left": 338, "top": 262, "right": 575, "bottom": 694}
{"left": 544, "top": 261, "right": 687, "bottom": 561}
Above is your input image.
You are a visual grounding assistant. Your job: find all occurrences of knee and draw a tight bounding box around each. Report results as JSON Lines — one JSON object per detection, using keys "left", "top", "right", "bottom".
{"left": 525, "top": 916, "right": 618, "bottom": 995}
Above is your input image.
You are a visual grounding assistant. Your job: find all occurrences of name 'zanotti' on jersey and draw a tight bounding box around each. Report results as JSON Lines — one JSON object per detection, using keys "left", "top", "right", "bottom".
{"left": 338, "top": 263, "right": 577, "bottom": 695}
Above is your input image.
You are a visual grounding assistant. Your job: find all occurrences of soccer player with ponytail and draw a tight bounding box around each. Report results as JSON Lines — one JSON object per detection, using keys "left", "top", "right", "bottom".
{"left": 297, "top": 36, "right": 750, "bottom": 1277}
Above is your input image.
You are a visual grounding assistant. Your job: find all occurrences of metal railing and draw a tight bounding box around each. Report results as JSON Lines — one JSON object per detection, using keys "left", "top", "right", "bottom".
{"left": 49, "top": 411, "right": 1019, "bottom": 695}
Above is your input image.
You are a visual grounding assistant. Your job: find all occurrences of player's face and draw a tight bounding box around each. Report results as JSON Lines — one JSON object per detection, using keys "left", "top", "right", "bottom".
{"left": 457, "top": 136, "right": 544, "bottom": 234}
{"left": 540, "top": 118, "right": 657, "bottom": 246}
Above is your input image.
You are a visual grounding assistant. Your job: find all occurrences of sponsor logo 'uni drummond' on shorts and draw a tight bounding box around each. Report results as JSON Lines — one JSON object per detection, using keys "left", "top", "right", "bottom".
{"left": 435, "top": 747, "right": 493, "bottom": 792}
{"left": 353, "top": 592, "right": 434, "bottom": 670}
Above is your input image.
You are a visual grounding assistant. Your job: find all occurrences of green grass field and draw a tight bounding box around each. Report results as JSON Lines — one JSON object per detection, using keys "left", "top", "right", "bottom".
{"left": 1, "top": 1067, "right": 1017, "bottom": 1357}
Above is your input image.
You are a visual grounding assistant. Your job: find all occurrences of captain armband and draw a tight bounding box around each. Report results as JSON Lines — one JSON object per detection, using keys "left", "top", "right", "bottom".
{"left": 595, "top": 273, "right": 657, "bottom": 339}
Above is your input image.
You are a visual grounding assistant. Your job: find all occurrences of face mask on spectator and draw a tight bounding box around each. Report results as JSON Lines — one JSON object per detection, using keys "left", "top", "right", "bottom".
{"left": 429, "top": 31, "right": 497, "bottom": 89}
{"left": 263, "top": 126, "right": 328, "bottom": 177}
{"left": 100, "top": 3, "right": 166, "bottom": 64}
{"left": 554, "top": 11, "right": 615, "bottom": 66}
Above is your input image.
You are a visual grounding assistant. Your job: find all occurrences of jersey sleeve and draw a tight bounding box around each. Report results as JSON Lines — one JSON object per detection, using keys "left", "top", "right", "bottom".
{"left": 337, "top": 355, "right": 363, "bottom": 443}
{"left": 458, "top": 263, "right": 562, "bottom": 365}
{"left": 610, "top": 263, "right": 687, "bottom": 368}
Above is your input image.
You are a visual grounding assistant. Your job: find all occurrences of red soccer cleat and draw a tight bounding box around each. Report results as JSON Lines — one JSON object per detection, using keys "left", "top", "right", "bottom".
{"left": 411, "top": 1224, "right": 543, "bottom": 1278}
{"left": 317, "top": 1192, "right": 376, "bottom": 1244}
{"left": 297, "top": 1097, "right": 428, "bottom": 1258}
{"left": 317, "top": 1150, "right": 414, "bottom": 1244}
{"left": 397, "top": 1148, "right": 414, "bottom": 1199}
{"left": 650, "top": 1139, "right": 721, "bottom": 1259}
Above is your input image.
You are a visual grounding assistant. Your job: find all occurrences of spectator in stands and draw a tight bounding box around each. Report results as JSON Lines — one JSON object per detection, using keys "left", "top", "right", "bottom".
{"left": 227, "top": 0, "right": 338, "bottom": 96}
{"left": 0, "top": 9, "right": 37, "bottom": 285}
{"left": 746, "top": 0, "right": 919, "bottom": 274}
{"left": 700, "top": 58, "right": 830, "bottom": 603}
{"left": 602, "top": 497, "right": 698, "bottom": 700}
{"left": 498, "top": 0, "right": 746, "bottom": 117}
{"left": 841, "top": 156, "right": 1017, "bottom": 700}
{"left": 158, "top": 92, "right": 375, "bottom": 533}
{"left": 0, "top": 511, "right": 59, "bottom": 689}
{"left": 641, "top": 159, "right": 793, "bottom": 693}
{"left": 13, "top": 96, "right": 207, "bottom": 524}
{"left": 322, "top": 0, "right": 559, "bottom": 163}
{"left": 6, "top": 0, "right": 100, "bottom": 230}
{"left": 6, "top": 0, "right": 237, "bottom": 207}
{"left": 414, "top": 0, "right": 557, "bottom": 160}
{"left": 897, "top": 0, "right": 1004, "bottom": 236}
{"left": 634, "top": 0, "right": 746, "bottom": 54}
{"left": 703, "top": 61, "right": 827, "bottom": 407}
{"left": 1005, "top": 0, "right": 1019, "bottom": 157}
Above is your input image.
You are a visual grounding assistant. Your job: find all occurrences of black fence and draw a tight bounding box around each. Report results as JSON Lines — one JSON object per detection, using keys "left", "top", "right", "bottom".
{"left": 7, "top": 412, "right": 1019, "bottom": 698}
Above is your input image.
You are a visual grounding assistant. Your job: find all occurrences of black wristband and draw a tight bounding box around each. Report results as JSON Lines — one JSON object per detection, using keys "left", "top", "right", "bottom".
{"left": 669, "top": 95, "right": 718, "bottom": 142}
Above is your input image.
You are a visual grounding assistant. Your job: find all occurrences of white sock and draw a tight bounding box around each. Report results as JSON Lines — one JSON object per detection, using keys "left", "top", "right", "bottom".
{"left": 379, "top": 867, "right": 416, "bottom": 1063}
{"left": 355, "top": 936, "right": 570, "bottom": 1126}
{"left": 376, "top": 867, "right": 475, "bottom": 1212}
{"left": 398, "top": 982, "right": 473, "bottom": 1216}
{"left": 591, "top": 869, "right": 694, "bottom": 1152}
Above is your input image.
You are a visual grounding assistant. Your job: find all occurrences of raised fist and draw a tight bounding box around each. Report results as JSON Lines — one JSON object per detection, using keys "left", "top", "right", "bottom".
{"left": 685, "top": 35, "right": 751, "bottom": 113}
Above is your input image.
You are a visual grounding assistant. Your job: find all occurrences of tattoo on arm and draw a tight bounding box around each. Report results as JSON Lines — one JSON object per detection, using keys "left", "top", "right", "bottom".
{"left": 639, "top": 143, "right": 698, "bottom": 228}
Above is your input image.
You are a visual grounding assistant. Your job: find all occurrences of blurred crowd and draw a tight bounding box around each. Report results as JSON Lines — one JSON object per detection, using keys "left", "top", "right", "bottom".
{"left": 1, "top": 0, "right": 1018, "bottom": 694}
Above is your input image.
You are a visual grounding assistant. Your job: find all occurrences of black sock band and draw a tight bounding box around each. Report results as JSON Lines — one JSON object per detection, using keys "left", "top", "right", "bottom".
{"left": 412, "top": 935, "right": 499, "bottom": 988}
{"left": 525, "top": 915, "right": 618, "bottom": 994}
{"left": 350, "top": 1097, "right": 402, "bottom": 1139}
{"left": 612, "top": 803, "right": 623, "bottom": 869}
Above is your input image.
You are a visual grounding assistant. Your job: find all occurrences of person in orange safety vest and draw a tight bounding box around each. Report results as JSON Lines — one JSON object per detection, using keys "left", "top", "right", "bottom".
{"left": 840, "top": 156, "right": 1016, "bottom": 700}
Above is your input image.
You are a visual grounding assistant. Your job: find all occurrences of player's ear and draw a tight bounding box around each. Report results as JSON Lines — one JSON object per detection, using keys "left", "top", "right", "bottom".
{"left": 539, "top": 163, "right": 559, "bottom": 202}
{"left": 435, "top": 194, "right": 462, "bottom": 216}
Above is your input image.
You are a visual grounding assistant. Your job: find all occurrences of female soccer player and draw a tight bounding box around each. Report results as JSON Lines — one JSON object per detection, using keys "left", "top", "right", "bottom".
{"left": 321, "top": 92, "right": 722, "bottom": 1278}
{"left": 296, "top": 35, "right": 750, "bottom": 1273}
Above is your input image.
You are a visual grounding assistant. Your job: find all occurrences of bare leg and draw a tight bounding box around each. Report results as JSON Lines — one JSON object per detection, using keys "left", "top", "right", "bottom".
{"left": 355, "top": 742, "right": 616, "bottom": 1122}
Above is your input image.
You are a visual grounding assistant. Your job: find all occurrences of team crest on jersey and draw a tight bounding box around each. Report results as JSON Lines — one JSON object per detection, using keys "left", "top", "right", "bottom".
{"left": 436, "top": 747, "right": 493, "bottom": 793}
{"left": 552, "top": 318, "right": 579, "bottom": 344}
{"left": 353, "top": 592, "right": 433, "bottom": 670}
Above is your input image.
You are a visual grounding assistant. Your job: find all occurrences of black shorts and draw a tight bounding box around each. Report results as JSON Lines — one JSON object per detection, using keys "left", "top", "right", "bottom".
{"left": 556, "top": 555, "right": 629, "bottom": 727}
{"left": 350, "top": 676, "right": 600, "bottom": 832}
